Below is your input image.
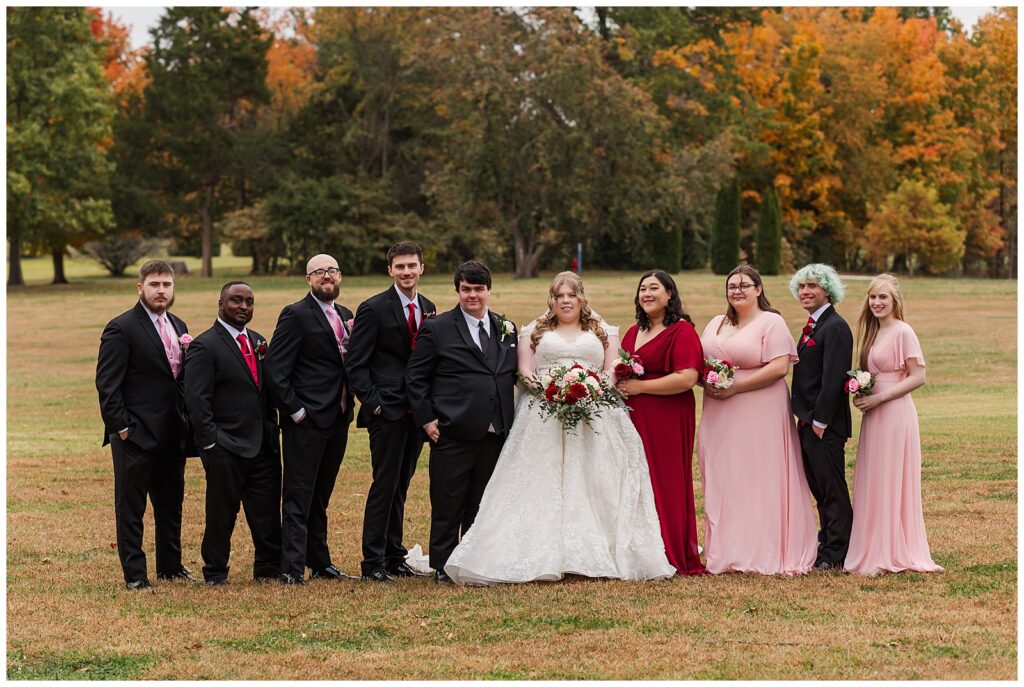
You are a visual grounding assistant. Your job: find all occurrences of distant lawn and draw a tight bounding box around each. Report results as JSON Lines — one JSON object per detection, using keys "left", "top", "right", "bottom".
{"left": 6, "top": 252, "right": 1016, "bottom": 679}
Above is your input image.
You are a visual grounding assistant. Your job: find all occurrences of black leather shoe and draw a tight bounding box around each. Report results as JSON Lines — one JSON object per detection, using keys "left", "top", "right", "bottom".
{"left": 813, "top": 559, "right": 835, "bottom": 570}
{"left": 125, "top": 578, "right": 151, "bottom": 590}
{"left": 310, "top": 564, "right": 358, "bottom": 581}
{"left": 434, "top": 570, "right": 455, "bottom": 585}
{"left": 205, "top": 578, "right": 228, "bottom": 587}
{"left": 386, "top": 561, "right": 430, "bottom": 578}
{"left": 361, "top": 569, "right": 397, "bottom": 584}
{"left": 157, "top": 566, "right": 198, "bottom": 582}
{"left": 279, "top": 573, "right": 307, "bottom": 586}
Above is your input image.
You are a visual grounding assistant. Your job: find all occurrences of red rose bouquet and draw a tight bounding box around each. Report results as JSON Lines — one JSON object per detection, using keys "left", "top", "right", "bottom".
{"left": 519, "top": 364, "right": 624, "bottom": 433}
{"left": 613, "top": 348, "right": 645, "bottom": 380}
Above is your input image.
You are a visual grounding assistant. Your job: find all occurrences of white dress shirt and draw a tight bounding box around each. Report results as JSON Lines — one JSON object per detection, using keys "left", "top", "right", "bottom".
{"left": 395, "top": 285, "right": 421, "bottom": 328}
{"left": 461, "top": 307, "right": 491, "bottom": 351}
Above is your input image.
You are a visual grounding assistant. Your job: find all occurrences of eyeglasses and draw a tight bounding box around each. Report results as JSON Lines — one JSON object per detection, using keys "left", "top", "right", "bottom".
{"left": 726, "top": 282, "right": 756, "bottom": 293}
{"left": 308, "top": 267, "right": 341, "bottom": 278}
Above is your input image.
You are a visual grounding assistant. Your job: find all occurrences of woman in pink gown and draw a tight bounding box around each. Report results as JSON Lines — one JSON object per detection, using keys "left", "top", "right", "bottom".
{"left": 617, "top": 270, "right": 705, "bottom": 575}
{"left": 845, "top": 274, "right": 942, "bottom": 575}
{"left": 697, "top": 265, "right": 817, "bottom": 575}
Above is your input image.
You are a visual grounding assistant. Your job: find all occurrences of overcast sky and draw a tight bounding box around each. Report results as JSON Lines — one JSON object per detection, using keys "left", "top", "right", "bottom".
{"left": 109, "top": 6, "right": 1001, "bottom": 50}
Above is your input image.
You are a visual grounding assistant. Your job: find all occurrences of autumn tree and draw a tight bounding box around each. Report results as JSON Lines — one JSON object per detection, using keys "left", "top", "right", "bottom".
{"left": 142, "top": 7, "right": 271, "bottom": 277}
{"left": 7, "top": 7, "right": 115, "bottom": 285}
{"left": 864, "top": 179, "right": 965, "bottom": 275}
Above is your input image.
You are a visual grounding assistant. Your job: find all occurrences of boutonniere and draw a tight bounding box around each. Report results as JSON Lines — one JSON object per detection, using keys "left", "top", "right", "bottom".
{"left": 179, "top": 333, "right": 193, "bottom": 350}
{"left": 494, "top": 313, "right": 516, "bottom": 341}
{"left": 255, "top": 339, "right": 268, "bottom": 359}
{"left": 423, "top": 310, "right": 437, "bottom": 322}
{"left": 800, "top": 321, "right": 815, "bottom": 345}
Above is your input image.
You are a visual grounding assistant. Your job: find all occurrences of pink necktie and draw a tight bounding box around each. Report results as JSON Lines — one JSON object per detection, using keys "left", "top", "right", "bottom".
{"left": 156, "top": 315, "right": 180, "bottom": 378}
{"left": 324, "top": 306, "right": 348, "bottom": 411}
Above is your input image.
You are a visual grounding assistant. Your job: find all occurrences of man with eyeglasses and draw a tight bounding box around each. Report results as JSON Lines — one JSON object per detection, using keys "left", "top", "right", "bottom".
{"left": 266, "top": 254, "right": 357, "bottom": 584}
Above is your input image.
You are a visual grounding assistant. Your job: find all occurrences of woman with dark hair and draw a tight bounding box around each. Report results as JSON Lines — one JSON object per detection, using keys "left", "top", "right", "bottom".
{"left": 617, "top": 270, "right": 705, "bottom": 575}
{"left": 697, "top": 265, "right": 817, "bottom": 575}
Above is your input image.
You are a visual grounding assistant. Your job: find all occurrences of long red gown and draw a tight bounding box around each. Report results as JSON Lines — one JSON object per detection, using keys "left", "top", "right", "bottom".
{"left": 622, "top": 320, "right": 706, "bottom": 575}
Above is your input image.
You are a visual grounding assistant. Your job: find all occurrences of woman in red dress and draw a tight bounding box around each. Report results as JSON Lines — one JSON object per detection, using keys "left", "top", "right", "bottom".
{"left": 617, "top": 270, "right": 705, "bottom": 575}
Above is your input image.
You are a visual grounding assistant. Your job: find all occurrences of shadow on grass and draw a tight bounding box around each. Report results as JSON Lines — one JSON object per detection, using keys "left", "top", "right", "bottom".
{"left": 7, "top": 650, "right": 161, "bottom": 680}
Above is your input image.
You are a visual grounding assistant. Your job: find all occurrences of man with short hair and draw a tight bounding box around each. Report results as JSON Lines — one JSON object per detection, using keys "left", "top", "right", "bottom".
{"left": 790, "top": 263, "right": 854, "bottom": 570}
{"left": 267, "top": 254, "right": 356, "bottom": 584}
{"left": 183, "top": 282, "right": 282, "bottom": 585}
{"left": 405, "top": 260, "right": 518, "bottom": 584}
{"left": 96, "top": 260, "right": 195, "bottom": 589}
{"left": 347, "top": 242, "right": 436, "bottom": 583}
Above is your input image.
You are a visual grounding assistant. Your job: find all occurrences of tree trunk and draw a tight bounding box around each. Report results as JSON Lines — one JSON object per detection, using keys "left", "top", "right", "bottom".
{"left": 513, "top": 224, "right": 545, "bottom": 279}
{"left": 8, "top": 229, "right": 25, "bottom": 286}
{"left": 51, "top": 248, "right": 68, "bottom": 285}
{"left": 200, "top": 187, "right": 214, "bottom": 278}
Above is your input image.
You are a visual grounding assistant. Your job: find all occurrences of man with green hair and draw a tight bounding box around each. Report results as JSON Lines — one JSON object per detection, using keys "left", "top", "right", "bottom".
{"left": 789, "top": 263, "right": 854, "bottom": 570}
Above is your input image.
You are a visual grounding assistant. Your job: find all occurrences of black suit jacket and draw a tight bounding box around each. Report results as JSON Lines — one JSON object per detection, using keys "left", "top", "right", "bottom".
{"left": 183, "top": 323, "right": 278, "bottom": 459}
{"left": 96, "top": 301, "right": 192, "bottom": 453}
{"left": 791, "top": 304, "right": 853, "bottom": 438}
{"left": 347, "top": 287, "right": 436, "bottom": 427}
{"left": 405, "top": 307, "right": 518, "bottom": 442}
{"left": 265, "top": 292, "right": 355, "bottom": 429}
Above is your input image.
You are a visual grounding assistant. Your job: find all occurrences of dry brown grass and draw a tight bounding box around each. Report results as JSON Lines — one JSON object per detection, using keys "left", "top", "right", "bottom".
{"left": 6, "top": 263, "right": 1016, "bottom": 679}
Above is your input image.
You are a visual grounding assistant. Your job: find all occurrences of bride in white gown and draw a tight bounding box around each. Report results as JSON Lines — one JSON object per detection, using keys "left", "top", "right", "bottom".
{"left": 444, "top": 272, "right": 675, "bottom": 585}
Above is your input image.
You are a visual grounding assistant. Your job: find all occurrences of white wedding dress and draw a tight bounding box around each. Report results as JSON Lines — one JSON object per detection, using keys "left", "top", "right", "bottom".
{"left": 443, "top": 320, "right": 675, "bottom": 585}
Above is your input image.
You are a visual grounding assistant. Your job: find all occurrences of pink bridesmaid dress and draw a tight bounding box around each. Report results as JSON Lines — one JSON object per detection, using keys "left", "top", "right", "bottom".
{"left": 697, "top": 311, "right": 817, "bottom": 575}
{"left": 844, "top": 321, "right": 942, "bottom": 575}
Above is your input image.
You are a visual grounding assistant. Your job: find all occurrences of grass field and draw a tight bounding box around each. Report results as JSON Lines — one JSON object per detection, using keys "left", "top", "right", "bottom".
{"left": 5, "top": 253, "right": 1017, "bottom": 679}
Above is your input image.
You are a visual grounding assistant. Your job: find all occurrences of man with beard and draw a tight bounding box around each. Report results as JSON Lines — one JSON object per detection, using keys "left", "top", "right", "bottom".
{"left": 347, "top": 242, "right": 436, "bottom": 583}
{"left": 96, "top": 260, "right": 195, "bottom": 589}
{"left": 184, "top": 282, "right": 282, "bottom": 585}
{"left": 267, "top": 254, "right": 356, "bottom": 584}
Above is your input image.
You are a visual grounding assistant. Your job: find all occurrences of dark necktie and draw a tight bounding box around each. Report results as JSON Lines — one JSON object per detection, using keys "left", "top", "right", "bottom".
{"left": 407, "top": 303, "right": 418, "bottom": 349}
{"left": 478, "top": 320, "right": 489, "bottom": 353}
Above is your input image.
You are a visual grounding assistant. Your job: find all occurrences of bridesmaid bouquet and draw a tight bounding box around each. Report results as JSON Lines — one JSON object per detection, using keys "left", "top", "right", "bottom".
{"left": 613, "top": 348, "right": 645, "bottom": 380}
{"left": 845, "top": 369, "right": 876, "bottom": 397}
{"left": 702, "top": 357, "right": 736, "bottom": 389}
{"left": 520, "top": 364, "right": 624, "bottom": 433}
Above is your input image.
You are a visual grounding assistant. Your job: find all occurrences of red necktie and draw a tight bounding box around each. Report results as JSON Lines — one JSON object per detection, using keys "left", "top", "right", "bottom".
{"left": 237, "top": 333, "right": 258, "bottom": 384}
{"left": 801, "top": 316, "right": 814, "bottom": 344}
{"left": 407, "top": 303, "right": 418, "bottom": 349}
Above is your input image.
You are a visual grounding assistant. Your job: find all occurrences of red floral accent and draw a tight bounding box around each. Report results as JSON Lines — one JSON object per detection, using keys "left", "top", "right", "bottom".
{"left": 613, "top": 363, "right": 633, "bottom": 379}
{"left": 544, "top": 384, "right": 559, "bottom": 402}
{"left": 568, "top": 383, "right": 588, "bottom": 401}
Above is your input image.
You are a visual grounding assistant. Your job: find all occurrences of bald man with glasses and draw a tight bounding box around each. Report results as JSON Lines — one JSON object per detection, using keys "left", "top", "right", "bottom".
{"left": 266, "top": 254, "right": 357, "bottom": 584}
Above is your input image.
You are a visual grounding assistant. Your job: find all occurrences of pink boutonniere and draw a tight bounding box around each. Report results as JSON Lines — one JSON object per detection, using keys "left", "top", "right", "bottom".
{"left": 346, "top": 318, "right": 354, "bottom": 331}
{"left": 255, "top": 339, "right": 268, "bottom": 359}
{"left": 179, "top": 334, "right": 193, "bottom": 350}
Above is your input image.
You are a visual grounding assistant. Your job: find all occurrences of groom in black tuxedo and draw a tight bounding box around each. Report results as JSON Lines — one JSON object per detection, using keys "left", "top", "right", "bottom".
{"left": 183, "top": 282, "right": 282, "bottom": 585}
{"left": 96, "top": 259, "right": 195, "bottom": 589}
{"left": 790, "top": 264, "right": 854, "bottom": 570}
{"left": 347, "top": 242, "right": 436, "bottom": 583}
{"left": 405, "top": 260, "right": 517, "bottom": 584}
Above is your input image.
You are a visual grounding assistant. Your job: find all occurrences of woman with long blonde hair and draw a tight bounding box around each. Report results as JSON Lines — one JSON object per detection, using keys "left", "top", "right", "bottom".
{"left": 444, "top": 272, "right": 674, "bottom": 585}
{"left": 844, "top": 274, "right": 942, "bottom": 575}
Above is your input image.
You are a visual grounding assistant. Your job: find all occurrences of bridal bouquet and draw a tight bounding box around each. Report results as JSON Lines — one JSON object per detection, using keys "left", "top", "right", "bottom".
{"left": 520, "top": 364, "right": 623, "bottom": 433}
{"left": 613, "top": 348, "right": 645, "bottom": 380}
{"left": 845, "top": 369, "right": 876, "bottom": 397}
{"left": 702, "top": 357, "right": 736, "bottom": 389}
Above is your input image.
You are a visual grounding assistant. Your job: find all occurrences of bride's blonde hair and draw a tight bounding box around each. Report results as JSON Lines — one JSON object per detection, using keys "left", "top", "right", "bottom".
{"left": 530, "top": 272, "right": 608, "bottom": 351}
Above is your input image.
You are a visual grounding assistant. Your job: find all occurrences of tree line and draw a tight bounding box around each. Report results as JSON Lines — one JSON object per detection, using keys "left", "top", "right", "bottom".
{"left": 7, "top": 6, "right": 1017, "bottom": 285}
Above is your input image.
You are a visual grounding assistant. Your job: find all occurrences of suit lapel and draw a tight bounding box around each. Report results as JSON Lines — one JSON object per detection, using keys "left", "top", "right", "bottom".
{"left": 453, "top": 309, "right": 487, "bottom": 367}
{"left": 135, "top": 302, "right": 173, "bottom": 377}
{"left": 491, "top": 312, "right": 509, "bottom": 371}
{"left": 215, "top": 322, "right": 258, "bottom": 391}
{"left": 799, "top": 305, "right": 833, "bottom": 353}
{"left": 389, "top": 288, "right": 412, "bottom": 349}
{"left": 308, "top": 294, "right": 344, "bottom": 364}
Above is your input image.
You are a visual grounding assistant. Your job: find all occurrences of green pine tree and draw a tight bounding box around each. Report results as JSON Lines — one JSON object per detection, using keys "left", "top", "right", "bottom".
{"left": 710, "top": 178, "right": 740, "bottom": 274}
{"left": 755, "top": 186, "right": 782, "bottom": 275}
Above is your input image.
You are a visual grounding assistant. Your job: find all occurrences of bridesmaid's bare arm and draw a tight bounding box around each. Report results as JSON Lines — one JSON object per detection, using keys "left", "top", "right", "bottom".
{"left": 517, "top": 332, "right": 537, "bottom": 383}
{"left": 602, "top": 332, "right": 621, "bottom": 375}
{"left": 618, "top": 368, "right": 699, "bottom": 397}
{"left": 853, "top": 358, "right": 925, "bottom": 412}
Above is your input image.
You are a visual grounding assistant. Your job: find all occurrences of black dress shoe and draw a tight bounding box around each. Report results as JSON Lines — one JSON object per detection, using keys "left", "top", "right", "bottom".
{"left": 813, "top": 559, "right": 835, "bottom": 570}
{"left": 279, "top": 573, "right": 308, "bottom": 586}
{"left": 434, "top": 570, "right": 455, "bottom": 585}
{"left": 361, "top": 569, "right": 397, "bottom": 584}
{"left": 205, "top": 578, "right": 228, "bottom": 587}
{"left": 310, "top": 564, "right": 358, "bottom": 581}
{"left": 386, "top": 561, "right": 430, "bottom": 578}
{"left": 157, "top": 566, "right": 198, "bottom": 582}
{"left": 125, "top": 579, "right": 152, "bottom": 590}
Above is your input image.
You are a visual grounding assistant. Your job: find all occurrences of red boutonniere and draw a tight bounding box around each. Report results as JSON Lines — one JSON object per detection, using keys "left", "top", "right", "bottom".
{"left": 800, "top": 321, "right": 816, "bottom": 345}
{"left": 255, "top": 339, "right": 268, "bottom": 359}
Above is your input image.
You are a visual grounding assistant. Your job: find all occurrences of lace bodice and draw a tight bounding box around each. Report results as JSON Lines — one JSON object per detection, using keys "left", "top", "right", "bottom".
{"left": 520, "top": 319, "right": 618, "bottom": 374}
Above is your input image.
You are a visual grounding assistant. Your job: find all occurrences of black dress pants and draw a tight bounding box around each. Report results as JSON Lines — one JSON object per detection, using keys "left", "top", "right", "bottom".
{"left": 200, "top": 444, "right": 282, "bottom": 582}
{"left": 280, "top": 419, "right": 348, "bottom": 577}
{"left": 428, "top": 432, "right": 503, "bottom": 572}
{"left": 110, "top": 434, "right": 185, "bottom": 583}
{"left": 360, "top": 414, "right": 425, "bottom": 575}
{"left": 799, "top": 423, "right": 853, "bottom": 565}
